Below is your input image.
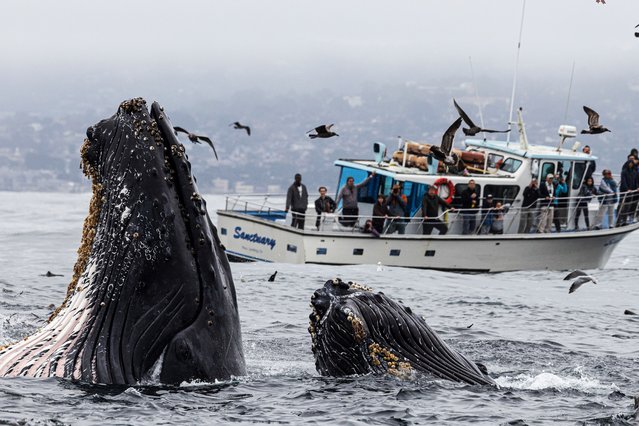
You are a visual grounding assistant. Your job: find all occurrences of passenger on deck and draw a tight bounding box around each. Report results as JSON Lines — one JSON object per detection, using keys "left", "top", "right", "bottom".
{"left": 480, "top": 194, "right": 496, "bottom": 234}
{"left": 460, "top": 179, "right": 479, "bottom": 235}
{"left": 595, "top": 169, "right": 618, "bottom": 229}
{"left": 518, "top": 178, "right": 539, "bottom": 233}
{"left": 617, "top": 157, "right": 639, "bottom": 226}
{"left": 583, "top": 145, "right": 596, "bottom": 181}
{"left": 335, "top": 172, "right": 376, "bottom": 227}
{"left": 537, "top": 173, "right": 555, "bottom": 233}
{"left": 490, "top": 202, "right": 509, "bottom": 234}
{"left": 363, "top": 219, "right": 381, "bottom": 238}
{"left": 314, "top": 186, "right": 336, "bottom": 230}
{"left": 384, "top": 184, "right": 408, "bottom": 234}
{"left": 372, "top": 194, "right": 389, "bottom": 234}
{"left": 420, "top": 185, "right": 453, "bottom": 235}
{"left": 285, "top": 173, "right": 309, "bottom": 230}
{"left": 575, "top": 176, "right": 597, "bottom": 230}
{"left": 553, "top": 176, "right": 569, "bottom": 233}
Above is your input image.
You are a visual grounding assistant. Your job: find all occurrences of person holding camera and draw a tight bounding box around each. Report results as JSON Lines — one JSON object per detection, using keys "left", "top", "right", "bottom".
{"left": 385, "top": 184, "right": 408, "bottom": 234}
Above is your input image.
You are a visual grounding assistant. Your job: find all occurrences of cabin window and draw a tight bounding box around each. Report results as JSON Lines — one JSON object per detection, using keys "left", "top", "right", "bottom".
{"left": 540, "top": 162, "right": 555, "bottom": 180}
{"left": 557, "top": 160, "right": 572, "bottom": 188}
{"left": 389, "top": 249, "right": 401, "bottom": 256}
{"left": 499, "top": 158, "right": 522, "bottom": 173}
{"left": 451, "top": 183, "right": 482, "bottom": 208}
{"left": 487, "top": 153, "right": 504, "bottom": 169}
{"left": 287, "top": 244, "right": 297, "bottom": 253}
{"left": 572, "top": 161, "right": 587, "bottom": 190}
{"left": 424, "top": 250, "right": 436, "bottom": 257}
{"left": 483, "top": 185, "right": 520, "bottom": 204}
{"left": 353, "top": 248, "right": 364, "bottom": 256}
{"left": 221, "top": 228, "right": 227, "bottom": 235}
{"left": 316, "top": 248, "right": 327, "bottom": 255}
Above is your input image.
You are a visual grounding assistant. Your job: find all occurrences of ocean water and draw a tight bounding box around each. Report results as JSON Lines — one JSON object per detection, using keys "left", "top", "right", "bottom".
{"left": 0, "top": 191, "right": 638, "bottom": 425}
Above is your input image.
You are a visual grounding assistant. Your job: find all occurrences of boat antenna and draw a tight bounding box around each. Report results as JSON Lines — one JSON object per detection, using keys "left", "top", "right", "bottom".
{"left": 468, "top": 56, "right": 486, "bottom": 140}
{"left": 507, "top": 0, "right": 527, "bottom": 145}
{"left": 563, "top": 60, "right": 576, "bottom": 123}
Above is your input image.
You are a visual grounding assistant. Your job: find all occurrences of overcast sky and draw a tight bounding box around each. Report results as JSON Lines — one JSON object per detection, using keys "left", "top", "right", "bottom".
{"left": 2, "top": 0, "right": 638, "bottom": 108}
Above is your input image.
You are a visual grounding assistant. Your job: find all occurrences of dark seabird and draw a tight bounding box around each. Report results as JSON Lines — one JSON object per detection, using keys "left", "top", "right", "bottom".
{"left": 596, "top": 0, "right": 606, "bottom": 3}
{"left": 453, "top": 99, "right": 511, "bottom": 137}
{"left": 430, "top": 117, "right": 463, "bottom": 166}
{"left": 230, "top": 122, "right": 251, "bottom": 136}
{"left": 635, "top": 24, "right": 639, "bottom": 38}
{"left": 307, "top": 124, "right": 338, "bottom": 139}
{"left": 41, "top": 271, "right": 63, "bottom": 277}
{"left": 173, "top": 126, "right": 219, "bottom": 160}
{"left": 580, "top": 106, "right": 610, "bottom": 135}
{"left": 268, "top": 271, "right": 277, "bottom": 282}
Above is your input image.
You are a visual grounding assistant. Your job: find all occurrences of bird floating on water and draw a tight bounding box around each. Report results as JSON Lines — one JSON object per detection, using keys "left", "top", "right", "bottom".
{"left": 430, "top": 117, "right": 463, "bottom": 166}
{"left": 268, "top": 271, "right": 277, "bottom": 282}
{"left": 230, "top": 122, "right": 251, "bottom": 136}
{"left": 580, "top": 106, "right": 610, "bottom": 135}
{"left": 453, "top": 99, "right": 511, "bottom": 137}
{"left": 307, "top": 124, "right": 338, "bottom": 139}
{"left": 173, "top": 126, "right": 219, "bottom": 160}
{"left": 40, "top": 271, "right": 63, "bottom": 277}
{"left": 563, "top": 270, "right": 598, "bottom": 293}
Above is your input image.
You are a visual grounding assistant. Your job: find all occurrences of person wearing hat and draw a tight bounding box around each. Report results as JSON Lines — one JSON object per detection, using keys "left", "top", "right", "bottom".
{"left": 537, "top": 173, "right": 555, "bottom": 233}
{"left": 385, "top": 184, "right": 408, "bottom": 234}
{"left": 480, "top": 193, "right": 496, "bottom": 234}
{"left": 595, "top": 169, "right": 619, "bottom": 229}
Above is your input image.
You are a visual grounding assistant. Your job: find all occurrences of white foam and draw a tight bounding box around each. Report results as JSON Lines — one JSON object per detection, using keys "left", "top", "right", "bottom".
{"left": 495, "top": 371, "right": 619, "bottom": 393}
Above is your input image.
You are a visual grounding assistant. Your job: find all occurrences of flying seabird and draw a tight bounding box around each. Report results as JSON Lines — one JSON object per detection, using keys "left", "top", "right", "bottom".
{"left": 307, "top": 124, "right": 338, "bottom": 139}
{"left": 635, "top": 24, "right": 639, "bottom": 38}
{"left": 173, "top": 126, "right": 219, "bottom": 160}
{"left": 430, "top": 117, "right": 463, "bottom": 166}
{"left": 453, "top": 99, "right": 511, "bottom": 137}
{"left": 563, "top": 270, "right": 598, "bottom": 293}
{"left": 580, "top": 106, "right": 610, "bottom": 135}
{"left": 230, "top": 122, "right": 251, "bottom": 136}
{"left": 268, "top": 271, "right": 277, "bottom": 282}
{"left": 596, "top": 0, "right": 606, "bottom": 4}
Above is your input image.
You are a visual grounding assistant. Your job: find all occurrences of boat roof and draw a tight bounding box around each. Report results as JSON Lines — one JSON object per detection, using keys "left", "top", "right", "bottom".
{"left": 464, "top": 138, "right": 598, "bottom": 161}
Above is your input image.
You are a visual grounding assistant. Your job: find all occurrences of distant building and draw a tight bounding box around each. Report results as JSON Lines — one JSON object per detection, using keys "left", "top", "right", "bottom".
{"left": 212, "top": 178, "right": 229, "bottom": 193}
{"left": 234, "top": 182, "right": 254, "bottom": 194}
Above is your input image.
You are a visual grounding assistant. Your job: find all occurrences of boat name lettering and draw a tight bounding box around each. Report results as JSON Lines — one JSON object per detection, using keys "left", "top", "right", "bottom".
{"left": 233, "top": 226, "right": 276, "bottom": 250}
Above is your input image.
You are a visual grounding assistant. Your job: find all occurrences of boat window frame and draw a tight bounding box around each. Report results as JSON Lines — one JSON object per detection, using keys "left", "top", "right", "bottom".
{"left": 540, "top": 162, "right": 556, "bottom": 181}
{"left": 499, "top": 157, "right": 523, "bottom": 173}
{"left": 572, "top": 161, "right": 587, "bottom": 190}
{"left": 451, "top": 183, "right": 482, "bottom": 209}
{"left": 483, "top": 184, "right": 520, "bottom": 205}
{"left": 487, "top": 153, "right": 505, "bottom": 170}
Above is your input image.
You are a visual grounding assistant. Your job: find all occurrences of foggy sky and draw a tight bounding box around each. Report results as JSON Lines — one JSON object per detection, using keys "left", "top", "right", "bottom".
{"left": 0, "top": 0, "right": 637, "bottom": 120}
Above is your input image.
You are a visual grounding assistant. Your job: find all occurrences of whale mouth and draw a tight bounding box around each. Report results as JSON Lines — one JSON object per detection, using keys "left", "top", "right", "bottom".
{"left": 309, "top": 278, "right": 494, "bottom": 385}
{"left": 0, "top": 98, "right": 246, "bottom": 384}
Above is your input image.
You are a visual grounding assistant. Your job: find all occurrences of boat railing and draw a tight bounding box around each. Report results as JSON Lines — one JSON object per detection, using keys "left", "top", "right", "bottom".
{"left": 222, "top": 189, "right": 639, "bottom": 236}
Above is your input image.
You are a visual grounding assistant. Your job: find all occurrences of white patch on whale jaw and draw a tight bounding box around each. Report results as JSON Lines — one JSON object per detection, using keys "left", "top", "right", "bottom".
{"left": 139, "top": 347, "right": 166, "bottom": 385}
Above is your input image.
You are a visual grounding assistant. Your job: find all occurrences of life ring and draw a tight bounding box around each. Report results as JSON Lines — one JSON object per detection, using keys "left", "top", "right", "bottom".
{"left": 433, "top": 178, "right": 455, "bottom": 204}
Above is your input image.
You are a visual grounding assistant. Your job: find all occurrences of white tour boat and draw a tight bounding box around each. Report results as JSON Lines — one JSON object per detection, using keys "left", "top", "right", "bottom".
{"left": 217, "top": 115, "right": 639, "bottom": 272}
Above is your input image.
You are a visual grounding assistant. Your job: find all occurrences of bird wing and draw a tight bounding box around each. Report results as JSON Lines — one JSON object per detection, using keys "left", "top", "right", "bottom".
{"left": 173, "top": 126, "right": 189, "bottom": 135}
{"left": 481, "top": 128, "right": 511, "bottom": 134}
{"left": 326, "top": 124, "right": 335, "bottom": 132}
{"left": 429, "top": 146, "right": 446, "bottom": 161}
{"left": 583, "top": 106, "right": 600, "bottom": 127}
{"left": 569, "top": 276, "right": 595, "bottom": 293}
{"left": 197, "top": 136, "right": 219, "bottom": 160}
{"left": 245, "top": 126, "right": 251, "bottom": 136}
{"left": 563, "top": 270, "right": 588, "bottom": 280}
{"left": 441, "top": 117, "right": 463, "bottom": 156}
{"left": 453, "top": 99, "right": 476, "bottom": 128}
{"left": 315, "top": 125, "right": 329, "bottom": 134}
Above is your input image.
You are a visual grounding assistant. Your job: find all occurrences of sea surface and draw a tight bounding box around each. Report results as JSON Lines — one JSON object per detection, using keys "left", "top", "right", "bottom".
{"left": 0, "top": 191, "right": 638, "bottom": 425}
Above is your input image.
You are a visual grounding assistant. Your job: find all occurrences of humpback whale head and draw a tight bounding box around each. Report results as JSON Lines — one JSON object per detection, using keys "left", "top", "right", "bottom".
{"left": 0, "top": 98, "right": 245, "bottom": 384}
{"left": 309, "top": 279, "right": 494, "bottom": 385}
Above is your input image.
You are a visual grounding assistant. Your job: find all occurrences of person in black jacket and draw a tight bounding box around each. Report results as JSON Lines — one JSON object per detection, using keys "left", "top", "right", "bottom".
{"left": 617, "top": 157, "right": 639, "bottom": 226}
{"left": 371, "top": 193, "right": 389, "bottom": 234}
{"left": 518, "top": 178, "right": 539, "bottom": 233}
{"left": 314, "top": 186, "right": 336, "bottom": 230}
{"left": 421, "top": 185, "right": 453, "bottom": 235}
{"left": 285, "top": 173, "right": 309, "bottom": 229}
{"left": 460, "top": 179, "right": 479, "bottom": 235}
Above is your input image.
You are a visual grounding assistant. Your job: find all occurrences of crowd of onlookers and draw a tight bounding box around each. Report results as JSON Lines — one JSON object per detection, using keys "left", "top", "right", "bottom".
{"left": 283, "top": 146, "right": 639, "bottom": 235}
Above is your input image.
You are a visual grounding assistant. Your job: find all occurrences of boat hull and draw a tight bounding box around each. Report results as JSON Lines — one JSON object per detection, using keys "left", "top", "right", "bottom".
{"left": 217, "top": 210, "right": 638, "bottom": 272}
